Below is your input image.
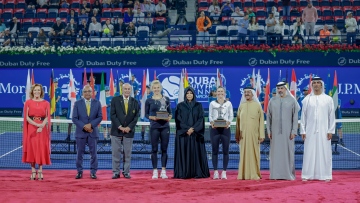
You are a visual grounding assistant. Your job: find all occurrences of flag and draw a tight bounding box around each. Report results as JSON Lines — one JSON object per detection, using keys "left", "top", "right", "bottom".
{"left": 326, "top": 70, "right": 331, "bottom": 95}
{"left": 68, "top": 69, "right": 76, "bottom": 119}
{"left": 83, "top": 68, "right": 87, "bottom": 87}
{"left": 178, "top": 69, "right": 185, "bottom": 104}
{"left": 90, "top": 69, "right": 95, "bottom": 99}
{"left": 216, "top": 68, "right": 223, "bottom": 87}
{"left": 308, "top": 73, "right": 312, "bottom": 94}
{"left": 116, "top": 70, "right": 122, "bottom": 95}
{"left": 25, "top": 69, "right": 31, "bottom": 100}
{"left": 278, "top": 70, "right": 282, "bottom": 82}
{"left": 140, "top": 69, "right": 150, "bottom": 119}
{"left": 154, "top": 70, "right": 157, "bottom": 80}
{"left": 290, "top": 69, "right": 297, "bottom": 97}
{"left": 184, "top": 68, "right": 189, "bottom": 88}
{"left": 332, "top": 71, "right": 339, "bottom": 111}
{"left": 49, "top": 69, "right": 56, "bottom": 115}
{"left": 252, "top": 68, "right": 256, "bottom": 88}
{"left": 264, "top": 68, "right": 270, "bottom": 113}
{"left": 109, "top": 69, "right": 115, "bottom": 96}
{"left": 129, "top": 69, "right": 134, "bottom": 97}
{"left": 31, "top": 69, "right": 35, "bottom": 85}
{"left": 256, "top": 69, "right": 262, "bottom": 97}
{"left": 99, "top": 72, "right": 107, "bottom": 121}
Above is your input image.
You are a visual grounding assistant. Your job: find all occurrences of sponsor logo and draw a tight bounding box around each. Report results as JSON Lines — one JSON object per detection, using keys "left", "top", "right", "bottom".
{"left": 338, "top": 57, "right": 346, "bottom": 66}
{"left": 162, "top": 58, "right": 171, "bottom": 67}
{"left": 75, "top": 59, "right": 84, "bottom": 68}
{"left": 248, "top": 58, "right": 310, "bottom": 66}
{"left": 161, "top": 59, "right": 224, "bottom": 67}
{"left": 75, "top": 59, "right": 137, "bottom": 67}
{"left": 0, "top": 61, "right": 50, "bottom": 67}
{"left": 248, "top": 58, "right": 257, "bottom": 66}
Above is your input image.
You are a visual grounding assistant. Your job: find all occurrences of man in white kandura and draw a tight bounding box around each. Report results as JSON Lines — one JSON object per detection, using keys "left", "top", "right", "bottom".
{"left": 267, "top": 81, "right": 300, "bottom": 180}
{"left": 300, "top": 76, "right": 335, "bottom": 181}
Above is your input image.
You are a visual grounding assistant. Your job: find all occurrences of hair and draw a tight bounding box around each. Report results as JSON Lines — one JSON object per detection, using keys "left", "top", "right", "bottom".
{"left": 216, "top": 86, "right": 226, "bottom": 92}
{"left": 279, "top": 17, "right": 284, "bottom": 26}
{"left": 30, "top": 84, "right": 45, "bottom": 99}
{"left": 150, "top": 80, "right": 162, "bottom": 90}
{"left": 249, "top": 16, "right": 257, "bottom": 25}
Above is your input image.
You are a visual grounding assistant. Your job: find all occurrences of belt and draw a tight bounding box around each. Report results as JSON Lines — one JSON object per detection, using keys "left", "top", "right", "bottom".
{"left": 29, "top": 116, "right": 46, "bottom": 121}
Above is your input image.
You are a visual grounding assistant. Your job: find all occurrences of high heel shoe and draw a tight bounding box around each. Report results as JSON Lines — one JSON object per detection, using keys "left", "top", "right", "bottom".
{"left": 37, "top": 171, "right": 43, "bottom": 180}
{"left": 30, "top": 172, "right": 36, "bottom": 180}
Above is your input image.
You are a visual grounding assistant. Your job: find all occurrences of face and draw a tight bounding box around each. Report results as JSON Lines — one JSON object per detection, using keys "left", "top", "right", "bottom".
{"left": 106, "top": 90, "right": 110, "bottom": 96}
{"left": 279, "top": 18, "right": 283, "bottom": 24}
{"left": 57, "top": 19, "right": 61, "bottom": 24}
{"left": 200, "top": 11, "right": 205, "bottom": 17}
{"left": 106, "top": 19, "right": 110, "bottom": 24}
{"left": 79, "top": 30, "right": 83, "bottom": 35}
{"left": 70, "top": 19, "right": 74, "bottom": 24}
{"left": 244, "top": 90, "right": 253, "bottom": 101}
{"left": 312, "top": 81, "right": 322, "bottom": 92}
{"left": 269, "top": 13, "right": 273, "bottom": 18}
{"left": 54, "top": 82, "right": 58, "bottom": 88}
{"left": 308, "top": 3, "right": 312, "bottom": 7}
{"left": 303, "top": 90, "right": 308, "bottom": 95}
{"left": 83, "top": 86, "right": 93, "bottom": 100}
{"left": 324, "top": 25, "right": 328, "bottom": 30}
{"left": 82, "top": 19, "right": 86, "bottom": 24}
{"left": 71, "top": 10, "right": 74, "bottom": 15}
{"left": 185, "top": 90, "right": 194, "bottom": 101}
{"left": 296, "top": 17, "right": 300, "bottom": 22}
{"left": 235, "top": 7, "right": 240, "bottom": 12}
{"left": 13, "top": 18, "right": 17, "bottom": 22}
{"left": 33, "top": 86, "right": 42, "bottom": 98}
{"left": 216, "top": 88, "right": 225, "bottom": 99}
{"left": 129, "top": 22, "right": 134, "bottom": 27}
{"left": 92, "top": 17, "right": 96, "bottom": 23}
{"left": 152, "top": 84, "right": 161, "bottom": 95}
{"left": 118, "top": 18, "right": 123, "bottom": 23}
{"left": 277, "top": 86, "right": 286, "bottom": 97}
{"left": 146, "top": 87, "right": 151, "bottom": 94}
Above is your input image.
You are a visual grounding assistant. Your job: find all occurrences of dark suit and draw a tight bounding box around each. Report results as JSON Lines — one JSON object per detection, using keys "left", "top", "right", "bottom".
{"left": 110, "top": 95, "right": 139, "bottom": 175}
{"left": 114, "top": 23, "right": 127, "bottom": 37}
{"left": 72, "top": 98, "right": 102, "bottom": 174}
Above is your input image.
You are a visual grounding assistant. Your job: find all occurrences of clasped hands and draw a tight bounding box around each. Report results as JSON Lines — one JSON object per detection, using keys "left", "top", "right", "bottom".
{"left": 83, "top": 123, "right": 93, "bottom": 133}
{"left": 118, "top": 126, "right": 131, "bottom": 133}
{"left": 36, "top": 122, "right": 46, "bottom": 133}
{"left": 186, "top": 127, "right": 194, "bottom": 136}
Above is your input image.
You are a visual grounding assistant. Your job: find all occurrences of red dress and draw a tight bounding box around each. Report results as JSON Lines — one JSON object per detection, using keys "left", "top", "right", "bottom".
{"left": 22, "top": 99, "right": 51, "bottom": 165}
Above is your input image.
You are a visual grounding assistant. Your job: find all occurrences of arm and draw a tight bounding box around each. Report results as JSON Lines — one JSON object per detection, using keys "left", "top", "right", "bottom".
{"left": 72, "top": 101, "right": 86, "bottom": 128}
{"left": 281, "top": 25, "right": 285, "bottom": 36}
{"left": 258, "top": 105, "right": 265, "bottom": 139}
{"left": 166, "top": 97, "right": 172, "bottom": 120}
{"left": 314, "top": 9, "right": 318, "bottom": 22}
{"left": 235, "top": 106, "right": 241, "bottom": 142}
{"left": 110, "top": 98, "right": 121, "bottom": 128}
{"left": 327, "top": 98, "right": 335, "bottom": 134}
{"left": 266, "top": 100, "right": 272, "bottom": 135}
{"left": 208, "top": 101, "right": 214, "bottom": 123}
{"left": 227, "top": 102, "right": 234, "bottom": 122}
{"left": 90, "top": 101, "right": 103, "bottom": 127}
{"left": 175, "top": 104, "right": 191, "bottom": 130}
{"left": 145, "top": 99, "right": 150, "bottom": 119}
{"left": 300, "top": 98, "right": 307, "bottom": 135}
{"left": 291, "top": 101, "right": 298, "bottom": 135}
{"left": 193, "top": 104, "right": 205, "bottom": 133}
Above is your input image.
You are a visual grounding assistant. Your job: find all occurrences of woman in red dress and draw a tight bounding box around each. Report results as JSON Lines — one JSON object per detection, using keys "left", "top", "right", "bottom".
{"left": 23, "top": 84, "right": 51, "bottom": 180}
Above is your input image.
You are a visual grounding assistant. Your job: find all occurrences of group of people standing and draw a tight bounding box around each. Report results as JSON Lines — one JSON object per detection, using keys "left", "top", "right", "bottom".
{"left": 22, "top": 76, "right": 335, "bottom": 182}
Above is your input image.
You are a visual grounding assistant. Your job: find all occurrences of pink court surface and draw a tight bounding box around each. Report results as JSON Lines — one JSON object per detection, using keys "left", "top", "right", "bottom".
{"left": 0, "top": 170, "right": 359, "bottom": 203}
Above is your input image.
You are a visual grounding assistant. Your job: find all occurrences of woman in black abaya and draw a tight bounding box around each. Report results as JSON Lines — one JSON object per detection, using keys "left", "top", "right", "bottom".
{"left": 174, "top": 87, "right": 210, "bottom": 179}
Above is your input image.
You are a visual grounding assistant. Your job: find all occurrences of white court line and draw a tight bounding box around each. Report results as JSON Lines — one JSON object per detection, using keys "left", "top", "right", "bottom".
{"left": 339, "top": 145, "right": 360, "bottom": 157}
{"left": 0, "top": 146, "right": 22, "bottom": 159}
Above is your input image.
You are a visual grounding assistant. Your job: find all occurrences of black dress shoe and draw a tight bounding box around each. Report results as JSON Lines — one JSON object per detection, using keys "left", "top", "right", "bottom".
{"left": 122, "top": 172, "right": 131, "bottom": 179}
{"left": 75, "top": 172, "right": 83, "bottom": 179}
{"left": 112, "top": 174, "right": 120, "bottom": 179}
{"left": 90, "top": 173, "right": 97, "bottom": 179}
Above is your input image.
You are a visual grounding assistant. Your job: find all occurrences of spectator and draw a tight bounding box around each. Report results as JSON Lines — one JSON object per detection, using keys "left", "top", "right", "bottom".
{"left": 67, "top": 9, "right": 79, "bottom": 23}
{"left": 114, "top": 18, "right": 127, "bottom": 36}
{"left": 26, "top": 4, "right": 36, "bottom": 13}
{"left": 266, "top": 13, "right": 276, "bottom": 45}
{"left": 155, "top": 0, "right": 167, "bottom": 17}
{"left": 76, "top": 30, "right": 87, "bottom": 46}
{"left": 26, "top": 0, "right": 37, "bottom": 9}
{"left": 89, "top": 17, "right": 102, "bottom": 36}
{"left": 134, "top": 0, "right": 144, "bottom": 11}
{"left": 319, "top": 24, "right": 330, "bottom": 44}
{"left": 65, "top": 18, "right": 78, "bottom": 36}
{"left": 133, "top": 8, "right": 145, "bottom": 24}
{"left": 49, "top": 18, "right": 65, "bottom": 44}
{"left": 89, "top": 9, "right": 101, "bottom": 22}
{"left": 78, "top": 9, "right": 89, "bottom": 24}
{"left": 247, "top": 8, "right": 255, "bottom": 18}
{"left": 302, "top": 2, "right": 318, "bottom": 36}
{"left": 62, "top": 30, "right": 74, "bottom": 46}
{"left": 124, "top": 8, "right": 134, "bottom": 23}
{"left": 231, "top": 6, "right": 244, "bottom": 23}
{"left": 271, "top": 6, "right": 279, "bottom": 22}
{"left": 248, "top": 16, "right": 259, "bottom": 45}
{"left": 78, "top": 19, "right": 89, "bottom": 37}
{"left": 292, "top": 35, "right": 302, "bottom": 45}
{"left": 123, "top": 0, "right": 134, "bottom": 8}
{"left": 143, "top": 0, "right": 155, "bottom": 15}
{"left": 25, "top": 32, "right": 34, "bottom": 47}
{"left": 37, "top": 0, "right": 49, "bottom": 9}
{"left": 37, "top": 29, "right": 49, "bottom": 46}
{"left": 81, "top": 0, "right": 91, "bottom": 14}
{"left": 0, "top": 20, "right": 6, "bottom": 34}
{"left": 60, "top": 0, "right": 70, "bottom": 8}
{"left": 2, "top": 29, "right": 15, "bottom": 47}
{"left": 345, "top": 12, "right": 357, "bottom": 45}
{"left": 196, "top": 11, "right": 212, "bottom": 46}
{"left": 208, "top": 0, "right": 221, "bottom": 24}
{"left": 237, "top": 14, "right": 249, "bottom": 44}
{"left": 274, "top": 17, "right": 285, "bottom": 45}
{"left": 103, "top": 0, "right": 111, "bottom": 8}
{"left": 282, "top": 0, "right": 290, "bottom": 22}
{"left": 111, "top": 0, "right": 123, "bottom": 8}
{"left": 292, "top": 16, "right": 304, "bottom": 41}
{"left": 126, "top": 21, "right": 136, "bottom": 36}
{"left": 144, "top": 12, "right": 154, "bottom": 25}
{"left": 102, "top": 19, "right": 114, "bottom": 37}
{"left": 93, "top": 0, "right": 102, "bottom": 10}
{"left": 9, "top": 17, "right": 21, "bottom": 38}
{"left": 220, "top": 0, "right": 234, "bottom": 17}
{"left": 330, "top": 25, "right": 341, "bottom": 44}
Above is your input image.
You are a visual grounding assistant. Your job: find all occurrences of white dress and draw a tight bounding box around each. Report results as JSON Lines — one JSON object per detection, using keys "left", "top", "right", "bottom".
{"left": 300, "top": 93, "right": 335, "bottom": 180}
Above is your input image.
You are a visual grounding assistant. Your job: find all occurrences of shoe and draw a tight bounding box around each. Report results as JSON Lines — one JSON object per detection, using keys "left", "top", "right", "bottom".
{"left": 112, "top": 174, "right": 120, "bottom": 179}
{"left": 302, "top": 178, "right": 308, "bottom": 181}
{"left": 221, "top": 171, "right": 227, "bottom": 179}
{"left": 90, "top": 173, "right": 97, "bottom": 179}
{"left": 123, "top": 172, "right": 131, "bottom": 179}
{"left": 30, "top": 172, "right": 36, "bottom": 180}
{"left": 37, "top": 171, "right": 43, "bottom": 180}
{"left": 152, "top": 170, "right": 158, "bottom": 179}
{"left": 213, "top": 171, "right": 219, "bottom": 179}
{"left": 160, "top": 170, "right": 168, "bottom": 179}
{"left": 75, "top": 172, "right": 83, "bottom": 179}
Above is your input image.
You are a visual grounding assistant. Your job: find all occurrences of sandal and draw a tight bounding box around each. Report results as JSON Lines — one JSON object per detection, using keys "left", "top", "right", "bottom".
{"left": 37, "top": 171, "right": 43, "bottom": 180}
{"left": 30, "top": 172, "right": 36, "bottom": 180}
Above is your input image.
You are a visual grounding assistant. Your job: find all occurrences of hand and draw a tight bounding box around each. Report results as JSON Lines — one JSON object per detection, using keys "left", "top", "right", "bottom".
{"left": 118, "top": 126, "right": 125, "bottom": 133}
{"left": 301, "top": 134, "right": 306, "bottom": 141}
{"left": 187, "top": 127, "right": 194, "bottom": 135}
{"left": 268, "top": 133, "right": 272, "bottom": 139}
{"left": 235, "top": 137, "right": 240, "bottom": 144}
{"left": 259, "top": 138, "right": 264, "bottom": 143}
{"left": 149, "top": 116, "right": 158, "bottom": 121}
{"left": 210, "top": 122, "right": 216, "bottom": 129}
{"left": 327, "top": 133, "right": 332, "bottom": 140}
{"left": 226, "top": 121, "right": 230, "bottom": 129}
{"left": 166, "top": 115, "right": 172, "bottom": 122}
{"left": 84, "top": 123, "right": 92, "bottom": 132}
{"left": 124, "top": 127, "right": 131, "bottom": 133}
{"left": 290, "top": 134, "right": 296, "bottom": 140}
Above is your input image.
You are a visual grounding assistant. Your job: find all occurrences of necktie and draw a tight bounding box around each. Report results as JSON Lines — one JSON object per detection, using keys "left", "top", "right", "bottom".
{"left": 86, "top": 100, "right": 90, "bottom": 116}
{"left": 124, "top": 98, "right": 128, "bottom": 114}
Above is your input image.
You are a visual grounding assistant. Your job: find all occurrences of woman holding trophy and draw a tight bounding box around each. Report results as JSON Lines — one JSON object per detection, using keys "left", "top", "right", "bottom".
{"left": 145, "top": 80, "right": 172, "bottom": 179}
{"left": 208, "top": 87, "right": 234, "bottom": 179}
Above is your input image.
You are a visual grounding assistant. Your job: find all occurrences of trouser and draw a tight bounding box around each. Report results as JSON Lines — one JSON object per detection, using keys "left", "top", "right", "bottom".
{"left": 76, "top": 136, "right": 98, "bottom": 174}
{"left": 238, "top": 33, "right": 247, "bottom": 44}
{"left": 283, "top": 6, "right": 291, "bottom": 18}
{"left": 305, "top": 22, "right": 315, "bottom": 36}
{"left": 249, "top": 31, "right": 258, "bottom": 45}
{"left": 210, "top": 127, "right": 231, "bottom": 171}
{"left": 197, "top": 31, "right": 209, "bottom": 46}
{"left": 347, "top": 32, "right": 356, "bottom": 45}
{"left": 150, "top": 127, "right": 170, "bottom": 169}
{"left": 111, "top": 136, "right": 134, "bottom": 174}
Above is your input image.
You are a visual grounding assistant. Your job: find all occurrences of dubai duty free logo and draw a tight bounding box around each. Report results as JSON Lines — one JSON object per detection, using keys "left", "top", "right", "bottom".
{"left": 162, "top": 58, "right": 171, "bottom": 67}
{"left": 337, "top": 57, "right": 346, "bottom": 66}
{"left": 248, "top": 58, "right": 257, "bottom": 67}
{"left": 75, "top": 59, "right": 85, "bottom": 68}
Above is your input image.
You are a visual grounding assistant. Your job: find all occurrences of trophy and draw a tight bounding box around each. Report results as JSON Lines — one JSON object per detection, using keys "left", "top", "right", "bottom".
{"left": 156, "top": 97, "right": 169, "bottom": 120}
{"left": 213, "top": 106, "right": 227, "bottom": 128}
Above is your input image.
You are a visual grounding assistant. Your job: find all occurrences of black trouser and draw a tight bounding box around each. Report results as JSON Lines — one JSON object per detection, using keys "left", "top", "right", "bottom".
{"left": 150, "top": 126, "right": 170, "bottom": 169}
{"left": 210, "top": 127, "right": 231, "bottom": 171}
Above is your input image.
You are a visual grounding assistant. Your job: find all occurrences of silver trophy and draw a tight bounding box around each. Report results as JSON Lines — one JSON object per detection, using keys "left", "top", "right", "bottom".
{"left": 156, "top": 97, "right": 169, "bottom": 120}
{"left": 213, "top": 105, "right": 227, "bottom": 127}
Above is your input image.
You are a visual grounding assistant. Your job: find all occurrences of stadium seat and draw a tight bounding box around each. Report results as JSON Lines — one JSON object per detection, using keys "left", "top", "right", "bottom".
{"left": 45, "top": 18, "right": 56, "bottom": 27}
{"left": 71, "top": 0, "right": 81, "bottom": 8}
{"left": 342, "top": 0, "right": 352, "bottom": 6}
{"left": 227, "top": 25, "right": 238, "bottom": 36}
{"left": 37, "top": 8, "right": 48, "bottom": 18}
{"left": 306, "top": 36, "right": 317, "bottom": 44}
{"left": 322, "top": 7, "right": 332, "bottom": 17}
{"left": 22, "top": 19, "right": 34, "bottom": 31}
{"left": 88, "top": 37, "right": 101, "bottom": 47}
{"left": 154, "top": 17, "right": 166, "bottom": 31}
{"left": 282, "top": 39, "right": 292, "bottom": 45}
{"left": 216, "top": 37, "right": 229, "bottom": 46}
{"left": 102, "top": 8, "right": 112, "bottom": 18}
{"left": 354, "top": 0, "right": 360, "bottom": 6}
{"left": 101, "top": 38, "right": 112, "bottom": 47}
{"left": 59, "top": 8, "right": 69, "bottom": 18}
{"left": 255, "top": 7, "right": 267, "bottom": 17}
{"left": 48, "top": 8, "right": 58, "bottom": 18}
{"left": 113, "top": 8, "right": 122, "bottom": 18}
{"left": 255, "top": 0, "right": 265, "bottom": 7}
{"left": 331, "top": 0, "right": 341, "bottom": 6}
{"left": 320, "top": 0, "right": 330, "bottom": 7}
{"left": 332, "top": 6, "right": 343, "bottom": 17}
{"left": 0, "top": 1, "right": 3, "bottom": 9}
{"left": 198, "top": 7, "right": 209, "bottom": 17}
{"left": 233, "top": 0, "right": 241, "bottom": 8}
{"left": 28, "top": 27, "right": 40, "bottom": 36}
{"left": 290, "top": 0, "right": 297, "bottom": 7}
{"left": 216, "top": 25, "right": 228, "bottom": 36}
{"left": 257, "top": 17, "right": 266, "bottom": 26}
{"left": 5, "top": 0, "right": 15, "bottom": 9}
{"left": 311, "top": 1, "right": 319, "bottom": 6}
{"left": 113, "top": 37, "right": 124, "bottom": 47}
{"left": 2, "top": 8, "right": 14, "bottom": 20}
{"left": 137, "top": 26, "right": 150, "bottom": 40}
{"left": 33, "top": 19, "right": 45, "bottom": 28}
{"left": 198, "top": 0, "right": 209, "bottom": 7}
{"left": 16, "top": 0, "right": 26, "bottom": 8}
{"left": 221, "top": 16, "right": 231, "bottom": 25}
{"left": 243, "top": 0, "right": 253, "bottom": 8}
{"left": 14, "top": 8, "right": 24, "bottom": 19}
{"left": 124, "top": 37, "right": 137, "bottom": 47}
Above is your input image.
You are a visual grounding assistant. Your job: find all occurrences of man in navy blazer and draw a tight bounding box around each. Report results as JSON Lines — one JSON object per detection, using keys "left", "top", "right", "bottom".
{"left": 72, "top": 85, "right": 102, "bottom": 179}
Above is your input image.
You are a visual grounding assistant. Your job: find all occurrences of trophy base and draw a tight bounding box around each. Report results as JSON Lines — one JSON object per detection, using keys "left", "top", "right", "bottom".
{"left": 156, "top": 112, "right": 169, "bottom": 120}
{"left": 213, "top": 120, "right": 227, "bottom": 128}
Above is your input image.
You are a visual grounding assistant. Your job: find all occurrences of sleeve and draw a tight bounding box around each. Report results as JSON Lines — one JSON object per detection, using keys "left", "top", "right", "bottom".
{"left": 328, "top": 98, "right": 336, "bottom": 134}
{"left": 227, "top": 102, "right": 234, "bottom": 122}
{"left": 259, "top": 105, "right": 265, "bottom": 139}
{"left": 300, "top": 97, "right": 307, "bottom": 134}
{"left": 46, "top": 101, "right": 51, "bottom": 134}
{"left": 208, "top": 101, "right": 214, "bottom": 122}
{"left": 235, "top": 105, "right": 241, "bottom": 140}
{"left": 22, "top": 100, "right": 29, "bottom": 153}
{"left": 90, "top": 101, "right": 103, "bottom": 127}
{"left": 127, "top": 99, "right": 140, "bottom": 130}
{"left": 193, "top": 103, "right": 205, "bottom": 133}
{"left": 291, "top": 100, "right": 298, "bottom": 135}
{"left": 266, "top": 100, "right": 272, "bottom": 135}
{"left": 110, "top": 97, "right": 121, "bottom": 128}
{"left": 145, "top": 99, "right": 150, "bottom": 119}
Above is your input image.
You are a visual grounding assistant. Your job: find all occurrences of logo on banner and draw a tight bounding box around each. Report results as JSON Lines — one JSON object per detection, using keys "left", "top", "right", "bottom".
{"left": 162, "top": 58, "right": 171, "bottom": 67}
{"left": 239, "top": 74, "right": 265, "bottom": 94}
{"left": 248, "top": 58, "right": 257, "bottom": 66}
{"left": 338, "top": 57, "right": 346, "bottom": 66}
{"left": 75, "top": 59, "right": 85, "bottom": 68}
{"left": 55, "top": 73, "right": 81, "bottom": 102}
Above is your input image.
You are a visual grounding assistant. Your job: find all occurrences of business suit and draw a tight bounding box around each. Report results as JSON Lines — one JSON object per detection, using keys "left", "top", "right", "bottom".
{"left": 72, "top": 98, "right": 102, "bottom": 175}
{"left": 110, "top": 95, "right": 139, "bottom": 177}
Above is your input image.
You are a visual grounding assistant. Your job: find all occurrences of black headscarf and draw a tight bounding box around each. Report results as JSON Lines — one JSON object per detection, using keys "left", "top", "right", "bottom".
{"left": 184, "top": 87, "right": 196, "bottom": 109}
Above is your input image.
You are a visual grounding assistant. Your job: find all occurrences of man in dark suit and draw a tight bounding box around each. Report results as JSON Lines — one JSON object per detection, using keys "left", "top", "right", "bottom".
{"left": 110, "top": 83, "right": 140, "bottom": 179}
{"left": 72, "top": 85, "right": 102, "bottom": 179}
{"left": 114, "top": 18, "right": 127, "bottom": 37}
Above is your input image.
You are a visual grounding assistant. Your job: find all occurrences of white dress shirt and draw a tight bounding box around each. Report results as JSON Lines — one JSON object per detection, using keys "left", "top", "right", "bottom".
{"left": 209, "top": 100, "right": 234, "bottom": 123}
